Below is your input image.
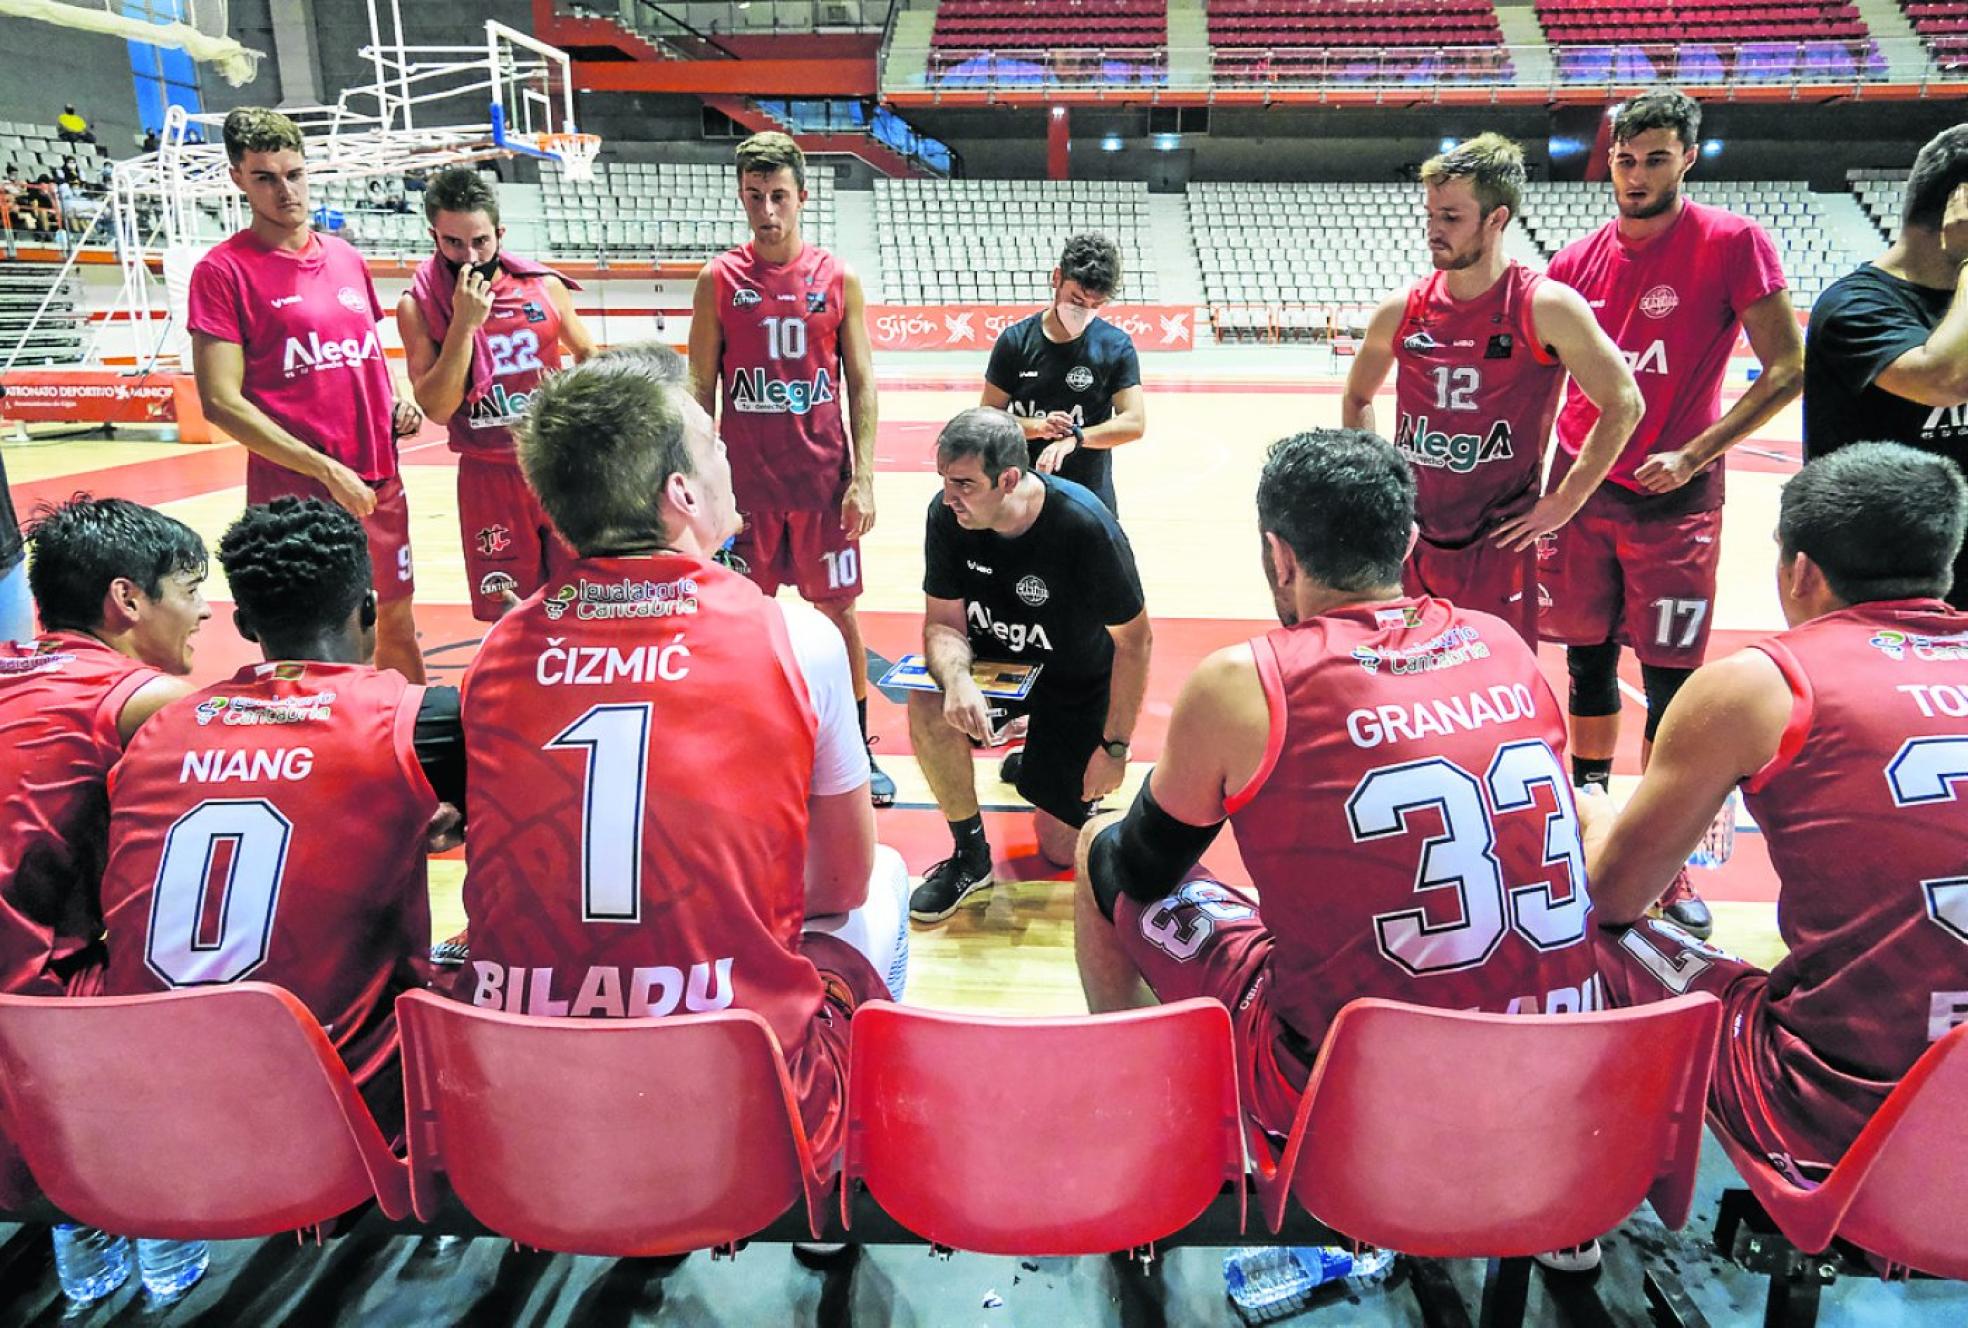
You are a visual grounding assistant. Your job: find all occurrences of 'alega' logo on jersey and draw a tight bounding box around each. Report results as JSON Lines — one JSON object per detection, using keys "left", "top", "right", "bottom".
{"left": 729, "top": 366, "right": 835, "bottom": 417}
{"left": 468, "top": 382, "right": 536, "bottom": 428}
{"left": 1393, "top": 414, "right": 1515, "bottom": 474}
{"left": 281, "top": 329, "right": 384, "bottom": 378}
{"left": 967, "top": 601, "right": 1053, "bottom": 654}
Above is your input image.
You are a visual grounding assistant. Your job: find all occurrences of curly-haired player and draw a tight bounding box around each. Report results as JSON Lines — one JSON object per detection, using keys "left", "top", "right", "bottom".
{"left": 98, "top": 497, "right": 464, "bottom": 1133}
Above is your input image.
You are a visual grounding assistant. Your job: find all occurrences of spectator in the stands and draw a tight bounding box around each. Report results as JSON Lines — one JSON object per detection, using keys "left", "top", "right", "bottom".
{"left": 140, "top": 128, "right": 160, "bottom": 155}
{"left": 55, "top": 105, "right": 94, "bottom": 146}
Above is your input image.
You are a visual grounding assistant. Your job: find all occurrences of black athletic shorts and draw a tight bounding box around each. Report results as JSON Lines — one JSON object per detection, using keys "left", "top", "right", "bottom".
{"left": 986, "top": 671, "right": 1109, "bottom": 829}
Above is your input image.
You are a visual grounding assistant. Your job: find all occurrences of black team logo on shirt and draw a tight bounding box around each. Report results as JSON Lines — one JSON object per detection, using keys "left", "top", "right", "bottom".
{"left": 1484, "top": 334, "right": 1513, "bottom": 360}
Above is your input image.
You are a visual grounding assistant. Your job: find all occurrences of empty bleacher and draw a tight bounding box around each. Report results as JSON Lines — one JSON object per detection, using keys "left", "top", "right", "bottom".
{"left": 874, "top": 178, "right": 1160, "bottom": 304}
{"left": 1850, "top": 168, "right": 1908, "bottom": 244}
{"left": 928, "top": 0, "right": 1167, "bottom": 85}
{"left": 932, "top": 0, "right": 1166, "bottom": 51}
{"left": 1535, "top": 0, "right": 1885, "bottom": 82}
{"left": 1191, "top": 182, "right": 1432, "bottom": 339}
{"left": 1903, "top": 0, "right": 1968, "bottom": 70}
{"left": 0, "top": 264, "right": 85, "bottom": 367}
{"left": 1209, "top": 0, "right": 1513, "bottom": 85}
{"left": 1518, "top": 180, "right": 1860, "bottom": 307}
{"left": 1193, "top": 179, "right": 1862, "bottom": 340}
{"left": 541, "top": 161, "right": 833, "bottom": 260}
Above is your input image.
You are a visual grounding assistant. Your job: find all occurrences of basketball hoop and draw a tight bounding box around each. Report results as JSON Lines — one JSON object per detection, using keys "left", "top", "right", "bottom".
{"left": 535, "top": 131, "right": 600, "bottom": 183}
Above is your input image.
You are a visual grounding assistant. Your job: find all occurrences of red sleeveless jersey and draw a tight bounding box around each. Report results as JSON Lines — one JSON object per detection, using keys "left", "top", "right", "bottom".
{"left": 1227, "top": 598, "right": 1601, "bottom": 1044}
{"left": 0, "top": 634, "right": 159, "bottom": 996}
{"left": 445, "top": 270, "right": 565, "bottom": 461}
{"left": 1392, "top": 263, "right": 1563, "bottom": 547}
{"left": 460, "top": 554, "right": 825, "bottom": 1054}
{"left": 710, "top": 242, "right": 850, "bottom": 514}
{"left": 98, "top": 662, "right": 437, "bottom": 1096}
{"left": 1740, "top": 599, "right": 1968, "bottom": 1154}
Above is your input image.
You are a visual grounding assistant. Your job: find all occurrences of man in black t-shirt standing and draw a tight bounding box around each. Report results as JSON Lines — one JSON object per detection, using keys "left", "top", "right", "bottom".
{"left": 982, "top": 233, "right": 1146, "bottom": 515}
{"left": 1806, "top": 126, "right": 1968, "bottom": 602}
{"left": 909, "top": 407, "right": 1152, "bottom": 923}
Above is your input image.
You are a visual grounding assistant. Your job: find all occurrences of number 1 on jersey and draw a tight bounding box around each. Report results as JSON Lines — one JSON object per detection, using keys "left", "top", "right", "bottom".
{"left": 545, "top": 703, "right": 652, "bottom": 923}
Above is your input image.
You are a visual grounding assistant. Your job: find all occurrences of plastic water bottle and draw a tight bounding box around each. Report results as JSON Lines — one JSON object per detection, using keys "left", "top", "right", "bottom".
{"left": 1688, "top": 790, "right": 1739, "bottom": 869}
{"left": 137, "top": 1237, "right": 210, "bottom": 1300}
{"left": 1223, "top": 1245, "right": 1397, "bottom": 1322}
{"left": 50, "top": 1224, "right": 131, "bottom": 1305}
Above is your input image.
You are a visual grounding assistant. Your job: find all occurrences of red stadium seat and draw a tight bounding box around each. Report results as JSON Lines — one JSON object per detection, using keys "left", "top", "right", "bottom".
{"left": 840, "top": 999, "right": 1245, "bottom": 1255}
{"left": 0, "top": 984, "right": 409, "bottom": 1238}
{"left": 1711, "top": 1022, "right": 1968, "bottom": 1280}
{"left": 1253, "top": 995, "right": 1720, "bottom": 1324}
{"left": 398, "top": 992, "right": 830, "bottom": 1255}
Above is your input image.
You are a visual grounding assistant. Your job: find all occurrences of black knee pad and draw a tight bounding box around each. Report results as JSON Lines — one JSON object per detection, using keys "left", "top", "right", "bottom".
{"left": 1567, "top": 641, "right": 1622, "bottom": 717}
{"left": 1640, "top": 664, "right": 1694, "bottom": 743}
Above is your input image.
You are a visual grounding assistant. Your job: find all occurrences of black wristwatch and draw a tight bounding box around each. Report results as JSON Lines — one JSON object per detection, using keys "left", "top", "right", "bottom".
{"left": 1102, "top": 736, "right": 1131, "bottom": 760}
{"left": 1068, "top": 421, "right": 1085, "bottom": 446}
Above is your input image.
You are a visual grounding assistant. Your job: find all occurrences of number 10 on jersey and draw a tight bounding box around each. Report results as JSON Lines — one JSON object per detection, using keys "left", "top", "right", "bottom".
{"left": 762, "top": 317, "right": 807, "bottom": 361}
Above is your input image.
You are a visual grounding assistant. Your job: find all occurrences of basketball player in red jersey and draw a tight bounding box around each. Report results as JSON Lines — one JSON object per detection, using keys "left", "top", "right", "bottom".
{"left": 1075, "top": 429, "right": 1600, "bottom": 1144}
{"left": 189, "top": 107, "right": 428, "bottom": 683}
{"left": 1544, "top": 90, "right": 1805, "bottom": 937}
{"left": 1583, "top": 442, "right": 1968, "bottom": 1180}
{"left": 462, "top": 346, "right": 909, "bottom": 1164}
{"left": 689, "top": 132, "right": 893, "bottom": 806}
{"left": 400, "top": 166, "right": 595, "bottom": 621}
{"left": 0, "top": 498, "right": 208, "bottom": 997}
{"left": 1343, "top": 133, "right": 1642, "bottom": 641}
{"left": 100, "top": 498, "right": 464, "bottom": 1133}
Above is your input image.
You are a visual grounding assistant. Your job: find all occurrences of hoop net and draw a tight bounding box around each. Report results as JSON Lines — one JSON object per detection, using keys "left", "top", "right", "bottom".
{"left": 534, "top": 131, "right": 600, "bottom": 182}
{"left": 0, "top": 0, "right": 262, "bottom": 84}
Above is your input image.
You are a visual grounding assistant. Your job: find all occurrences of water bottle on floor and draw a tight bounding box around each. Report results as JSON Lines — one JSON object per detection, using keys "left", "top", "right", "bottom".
{"left": 137, "top": 1237, "right": 210, "bottom": 1300}
{"left": 51, "top": 1223, "right": 132, "bottom": 1305}
{"left": 1223, "top": 1244, "right": 1396, "bottom": 1322}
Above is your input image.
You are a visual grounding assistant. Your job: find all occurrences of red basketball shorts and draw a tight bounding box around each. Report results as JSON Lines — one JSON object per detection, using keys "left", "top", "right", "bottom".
{"left": 787, "top": 932, "right": 890, "bottom": 1164}
{"left": 1113, "top": 878, "right": 1310, "bottom": 1140}
{"left": 246, "top": 458, "right": 415, "bottom": 604}
{"left": 1540, "top": 504, "right": 1722, "bottom": 668}
{"left": 1596, "top": 920, "right": 1838, "bottom": 1181}
{"left": 735, "top": 510, "right": 862, "bottom": 604}
{"left": 1405, "top": 537, "right": 1540, "bottom": 644}
{"left": 456, "top": 455, "right": 575, "bottom": 623}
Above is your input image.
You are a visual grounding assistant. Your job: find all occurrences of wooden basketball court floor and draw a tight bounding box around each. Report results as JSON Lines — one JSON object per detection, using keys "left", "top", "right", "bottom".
{"left": 0, "top": 353, "right": 1800, "bottom": 1011}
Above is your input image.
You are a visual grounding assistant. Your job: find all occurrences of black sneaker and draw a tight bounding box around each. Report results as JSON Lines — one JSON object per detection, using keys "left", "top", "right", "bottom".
{"left": 999, "top": 742, "right": 1025, "bottom": 785}
{"left": 1657, "top": 869, "right": 1714, "bottom": 940}
{"left": 910, "top": 855, "right": 993, "bottom": 924}
{"left": 868, "top": 739, "right": 896, "bottom": 808}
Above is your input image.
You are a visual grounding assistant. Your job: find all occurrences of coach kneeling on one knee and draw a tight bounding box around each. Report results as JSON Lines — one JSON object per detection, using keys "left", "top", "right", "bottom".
{"left": 908, "top": 406, "right": 1151, "bottom": 925}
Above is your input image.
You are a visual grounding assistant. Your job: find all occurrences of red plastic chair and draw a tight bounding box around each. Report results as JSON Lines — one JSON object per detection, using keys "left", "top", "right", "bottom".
{"left": 840, "top": 999, "right": 1245, "bottom": 1255}
{"left": 0, "top": 985, "right": 409, "bottom": 1238}
{"left": 1711, "top": 1021, "right": 1968, "bottom": 1280}
{"left": 1254, "top": 994, "right": 1721, "bottom": 1252}
{"left": 397, "top": 992, "right": 829, "bottom": 1255}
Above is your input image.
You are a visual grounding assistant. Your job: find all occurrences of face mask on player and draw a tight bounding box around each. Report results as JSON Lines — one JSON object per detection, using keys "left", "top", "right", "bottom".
{"left": 443, "top": 252, "right": 502, "bottom": 284}
{"left": 1054, "top": 299, "right": 1094, "bottom": 337}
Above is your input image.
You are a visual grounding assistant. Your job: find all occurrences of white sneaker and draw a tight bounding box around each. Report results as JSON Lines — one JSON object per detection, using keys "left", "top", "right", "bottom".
{"left": 1534, "top": 1240, "right": 1602, "bottom": 1274}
